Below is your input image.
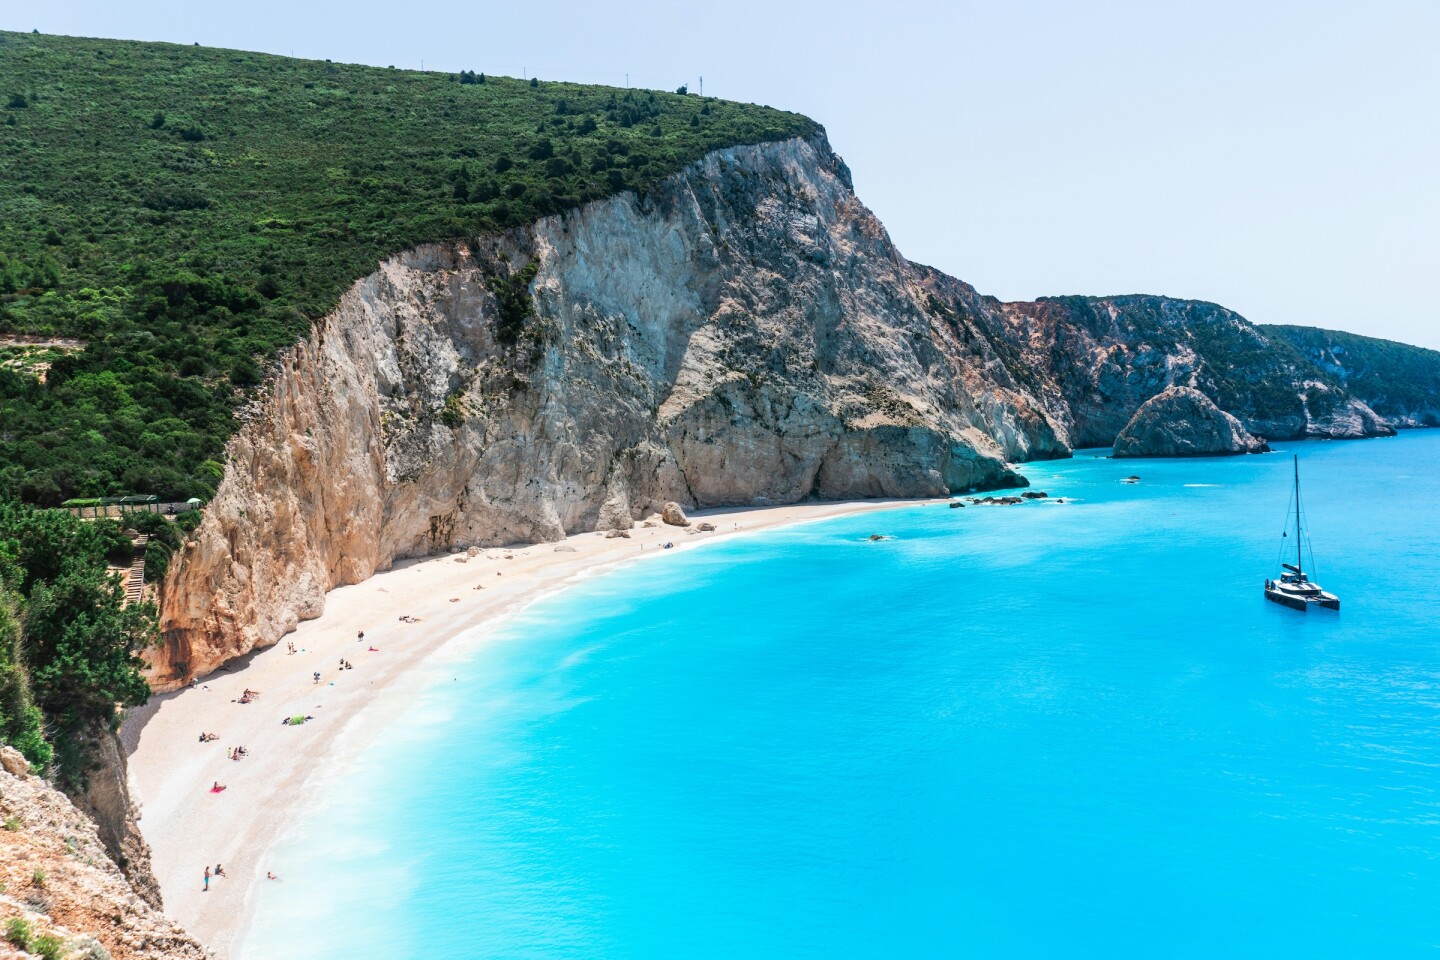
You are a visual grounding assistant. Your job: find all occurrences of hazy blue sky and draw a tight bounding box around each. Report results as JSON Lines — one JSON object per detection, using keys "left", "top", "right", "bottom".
{"left": 8, "top": 1, "right": 1438, "bottom": 347}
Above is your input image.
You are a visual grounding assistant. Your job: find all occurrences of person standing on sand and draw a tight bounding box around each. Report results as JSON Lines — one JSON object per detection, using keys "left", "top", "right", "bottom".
{"left": 203, "top": 866, "right": 211, "bottom": 892}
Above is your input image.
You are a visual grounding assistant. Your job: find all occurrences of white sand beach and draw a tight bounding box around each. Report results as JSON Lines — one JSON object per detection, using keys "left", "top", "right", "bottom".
{"left": 122, "top": 498, "right": 935, "bottom": 957}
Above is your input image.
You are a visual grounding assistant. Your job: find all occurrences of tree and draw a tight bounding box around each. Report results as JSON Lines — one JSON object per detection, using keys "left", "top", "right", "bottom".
{"left": 529, "top": 77, "right": 539, "bottom": 88}
{"left": 0, "top": 501, "right": 156, "bottom": 785}
{"left": 675, "top": 84, "right": 687, "bottom": 95}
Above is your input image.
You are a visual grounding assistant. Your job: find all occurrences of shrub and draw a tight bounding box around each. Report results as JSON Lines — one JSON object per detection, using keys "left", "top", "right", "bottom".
{"left": 4, "top": 917, "right": 32, "bottom": 949}
{"left": 31, "top": 933, "right": 64, "bottom": 960}
{"left": 6, "top": 93, "right": 26, "bottom": 109}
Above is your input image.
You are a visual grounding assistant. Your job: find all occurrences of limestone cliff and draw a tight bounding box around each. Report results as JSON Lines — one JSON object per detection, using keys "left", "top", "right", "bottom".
{"left": 148, "top": 134, "right": 1396, "bottom": 687}
{"left": 0, "top": 747, "right": 208, "bottom": 960}
{"left": 150, "top": 135, "right": 1056, "bottom": 687}
{"left": 989, "top": 295, "right": 1392, "bottom": 446}
{"left": 1113, "top": 386, "right": 1270, "bottom": 458}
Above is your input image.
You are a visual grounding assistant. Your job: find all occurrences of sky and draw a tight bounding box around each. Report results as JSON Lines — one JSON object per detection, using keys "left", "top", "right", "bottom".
{"left": 7, "top": 1, "right": 1438, "bottom": 347}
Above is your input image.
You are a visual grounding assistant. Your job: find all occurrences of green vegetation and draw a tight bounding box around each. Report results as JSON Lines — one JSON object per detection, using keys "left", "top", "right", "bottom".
{"left": 4, "top": 917, "right": 32, "bottom": 950}
{"left": 0, "top": 30, "right": 816, "bottom": 505}
{"left": 1265, "top": 325, "right": 1440, "bottom": 425}
{"left": 31, "top": 935, "right": 66, "bottom": 960}
{"left": 0, "top": 501, "right": 156, "bottom": 787}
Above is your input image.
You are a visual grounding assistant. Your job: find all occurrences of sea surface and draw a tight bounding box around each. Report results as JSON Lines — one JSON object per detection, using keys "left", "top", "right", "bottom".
{"left": 241, "top": 432, "right": 1440, "bottom": 958}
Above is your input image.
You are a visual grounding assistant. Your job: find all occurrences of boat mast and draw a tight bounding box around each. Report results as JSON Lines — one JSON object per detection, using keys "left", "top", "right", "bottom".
{"left": 1293, "top": 454, "right": 1303, "bottom": 576}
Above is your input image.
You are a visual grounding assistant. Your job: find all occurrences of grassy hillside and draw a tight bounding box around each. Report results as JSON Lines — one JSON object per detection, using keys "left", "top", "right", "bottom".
{"left": 0, "top": 30, "right": 817, "bottom": 504}
{"left": 1264, "top": 325, "right": 1440, "bottom": 426}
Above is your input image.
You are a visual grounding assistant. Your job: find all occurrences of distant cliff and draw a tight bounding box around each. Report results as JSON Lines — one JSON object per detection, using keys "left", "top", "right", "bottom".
{"left": 1264, "top": 325, "right": 1440, "bottom": 428}
{"left": 148, "top": 133, "right": 1402, "bottom": 685}
{"left": 984, "top": 295, "right": 1392, "bottom": 446}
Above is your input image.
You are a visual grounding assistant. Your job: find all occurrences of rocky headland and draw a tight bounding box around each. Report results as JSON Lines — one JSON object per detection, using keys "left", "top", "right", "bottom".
{"left": 1113, "top": 386, "right": 1271, "bottom": 458}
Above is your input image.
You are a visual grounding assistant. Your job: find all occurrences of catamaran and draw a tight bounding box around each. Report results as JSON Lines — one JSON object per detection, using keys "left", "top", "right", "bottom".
{"left": 1264, "top": 454, "right": 1339, "bottom": 612}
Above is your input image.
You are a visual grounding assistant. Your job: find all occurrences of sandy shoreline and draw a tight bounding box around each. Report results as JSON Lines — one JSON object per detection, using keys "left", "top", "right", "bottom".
{"left": 122, "top": 498, "right": 939, "bottom": 957}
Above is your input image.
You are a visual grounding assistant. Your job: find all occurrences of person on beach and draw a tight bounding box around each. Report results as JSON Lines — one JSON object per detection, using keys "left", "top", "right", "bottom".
{"left": 211, "top": 781, "right": 225, "bottom": 792}
{"left": 215, "top": 863, "right": 226, "bottom": 877}
{"left": 267, "top": 871, "right": 278, "bottom": 880}
{"left": 203, "top": 866, "right": 211, "bottom": 891}
{"left": 313, "top": 671, "right": 321, "bottom": 684}
{"left": 287, "top": 642, "right": 296, "bottom": 655}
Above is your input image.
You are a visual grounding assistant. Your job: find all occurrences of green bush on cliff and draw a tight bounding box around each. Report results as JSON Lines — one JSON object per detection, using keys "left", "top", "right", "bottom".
{"left": 0, "top": 501, "right": 157, "bottom": 787}
{"left": 0, "top": 30, "right": 816, "bottom": 505}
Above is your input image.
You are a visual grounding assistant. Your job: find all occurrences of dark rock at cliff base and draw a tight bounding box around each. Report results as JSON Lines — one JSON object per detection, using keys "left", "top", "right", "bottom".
{"left": 1021, "top": 491, "right": 1048, "bottom": 499}
{"left": 949, "top": 501, "right": 965, "bottom": 508}
{"left": 1113, "top": 386, "right": 1270, "bottom": 458}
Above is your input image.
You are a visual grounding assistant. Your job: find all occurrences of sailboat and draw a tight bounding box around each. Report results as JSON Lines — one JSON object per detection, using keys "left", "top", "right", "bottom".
{"left": 1264, "top": 454, "right": 1339, "bottom": 612}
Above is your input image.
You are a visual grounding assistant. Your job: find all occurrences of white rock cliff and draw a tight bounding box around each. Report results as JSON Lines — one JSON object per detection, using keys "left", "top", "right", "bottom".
{"left": 151, "top": 135, "right": 1059, "bottom": 686}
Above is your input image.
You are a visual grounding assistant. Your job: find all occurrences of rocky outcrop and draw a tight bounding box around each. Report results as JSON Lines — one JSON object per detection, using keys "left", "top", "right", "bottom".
{"left": 0, "top": 747, "right": 208, "bottom": 960}
{"left": 1113, "top": 387, "right": 1270, "bottom": 458}
{"left": 660, "top": 502, "right": 689, "bottom": 527}
{"left": 150, "top": 135, "right": 1052, "bottom": 688}
{"left": 986, "top": 295, "right": 1392, "bottom": 446}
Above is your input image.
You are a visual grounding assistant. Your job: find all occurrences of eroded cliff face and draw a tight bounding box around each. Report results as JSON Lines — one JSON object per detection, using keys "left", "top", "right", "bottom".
{"left": 0, "top": 747, "right": 208, "bottom": 960}
{"left": 987, "top": 295, "right": 1392, "bottom": 446}
{"left": 151, "top": 135, "right": 1060, "bottom": 687}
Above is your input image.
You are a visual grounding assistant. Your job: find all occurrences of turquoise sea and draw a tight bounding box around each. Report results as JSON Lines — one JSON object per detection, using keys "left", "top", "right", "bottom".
{"left": 242, "top": 432, "right": 1440, "bottom": 958}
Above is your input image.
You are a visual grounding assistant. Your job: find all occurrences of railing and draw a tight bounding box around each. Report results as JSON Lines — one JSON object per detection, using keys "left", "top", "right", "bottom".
{"left": 60, "top": 501, "right": 198, "bottom": 520}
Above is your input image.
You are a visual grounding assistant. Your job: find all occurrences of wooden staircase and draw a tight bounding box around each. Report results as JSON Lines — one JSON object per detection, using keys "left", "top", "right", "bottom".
{"left": 123, "top": 534, "right": 149, "bottom": 606}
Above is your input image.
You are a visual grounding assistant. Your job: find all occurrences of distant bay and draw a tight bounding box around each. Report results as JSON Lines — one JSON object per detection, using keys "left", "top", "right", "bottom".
{"left": 242, "top": 431, "right": 1440, "bottom": 958}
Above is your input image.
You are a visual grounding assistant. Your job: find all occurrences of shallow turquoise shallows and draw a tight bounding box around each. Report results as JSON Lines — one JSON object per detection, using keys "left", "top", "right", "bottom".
{"left": 242, "top": 433, "right": 1440, "bottom": 958}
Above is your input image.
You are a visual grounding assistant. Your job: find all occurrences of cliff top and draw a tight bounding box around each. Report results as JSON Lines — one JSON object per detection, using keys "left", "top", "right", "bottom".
{"left": 0, "top": 30, "right": 817, "bottom": 504}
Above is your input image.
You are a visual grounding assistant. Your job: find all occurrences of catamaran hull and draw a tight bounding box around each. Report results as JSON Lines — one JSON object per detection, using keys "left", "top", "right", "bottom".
{"left": 1264, "top": 584, "right": 1340, "bottom": 612}
{"left": 1265, "top": 587, "right": 1309, "bottom": 611}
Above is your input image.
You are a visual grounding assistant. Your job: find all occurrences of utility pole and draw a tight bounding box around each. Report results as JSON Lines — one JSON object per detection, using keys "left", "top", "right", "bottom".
{"left": 699, "top": 76, "right": 703, "bottom": 96}
{"left": 625, "top": 73, "right": 629, "bottom": 88}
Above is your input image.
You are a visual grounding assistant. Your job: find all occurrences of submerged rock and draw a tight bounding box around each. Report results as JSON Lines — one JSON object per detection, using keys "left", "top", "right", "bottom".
{"left": 1113, "top": 387, "right": 1270, "bottom": 458}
